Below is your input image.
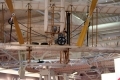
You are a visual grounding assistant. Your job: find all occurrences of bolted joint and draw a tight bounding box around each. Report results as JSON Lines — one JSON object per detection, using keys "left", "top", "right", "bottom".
{"left": 88, "top": 16, "right": 91, "bottom": 20}
{"left": 26, "top": 47, "right": 32, "bottom": 51}
{"left": 12, "top": 13, "right": 15, "bottom": 17}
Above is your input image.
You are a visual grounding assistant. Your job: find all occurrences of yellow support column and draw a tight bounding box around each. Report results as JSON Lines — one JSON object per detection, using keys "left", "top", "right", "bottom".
{"left": 77, "top": 0, "right": 98, "bottom": 46}
{"left": 77, "top": 19, "right": 90, "bottom": 46}
{"left": 5, "top": 0, "right": 24, "bottom": 44}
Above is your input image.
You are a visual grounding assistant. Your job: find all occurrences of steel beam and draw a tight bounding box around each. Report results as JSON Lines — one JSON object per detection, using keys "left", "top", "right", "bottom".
{"left": 66, "top": 12, "right": 71, "bottom": 45}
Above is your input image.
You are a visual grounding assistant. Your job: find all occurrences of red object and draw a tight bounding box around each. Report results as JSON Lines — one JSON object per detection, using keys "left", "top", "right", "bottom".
{"left": 118, "top": 78, "right": 120, "bottom": 80}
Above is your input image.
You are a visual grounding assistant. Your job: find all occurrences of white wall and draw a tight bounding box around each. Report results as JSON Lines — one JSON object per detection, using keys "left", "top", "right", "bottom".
{"left": 101, "top": 73, "right": 116, "bottom": 80}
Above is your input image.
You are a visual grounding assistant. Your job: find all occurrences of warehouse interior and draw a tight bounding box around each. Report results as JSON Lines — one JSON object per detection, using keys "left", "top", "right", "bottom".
{"left": 0, "top": 0, "right": 120, "bottom": 80}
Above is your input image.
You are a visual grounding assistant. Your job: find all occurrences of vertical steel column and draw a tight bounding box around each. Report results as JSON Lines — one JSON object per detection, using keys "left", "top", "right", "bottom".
{"left": 66, "top": 12, "right": 71, "bottom": 45}
{"left": 60, "top": 51, "right": 62, "bottom": 63}
{"left": 96, "top": 7, "right": 98, "bottom": 47}
{"left": 87, "top": 23, "right": 90, "bottom": 46}
{"left": 70, "top": 5, "right": 73, "bottom": 45}
{"left": 63, "top": 49, "right": 69, "bottom": 64}
{"left": 0, "top": 18, "right": 1, "bottom": 41}
{"left": 30, "top": 8, "right": 32, "bottom": 44}
{"left": 44, "top": 76, "right": 48, "bottom": 80}
{"left": 27, "top": 4, "right": 29, "bottom": 44}
{"left": 26, "top": 47, "right": 32, "bottom": 63}
{"left": 50, "top": 4, "right": 55, "bottom": 45}
{"left": 0, "top": 4, "right": 2, "bottom": 41}
{"left": 18, "top": 51, "right": 25, "bottom": 79}
{"left": 39, "top": 74, "right": 42, "bottom": 80}
{"left": 48, "top": 75, "right": 51, "bottom": 80}
{"left": 63, "top": 73, "right": 68, "bottom": 80}
{"left": 52, "top": 76, "right": 56, "bottom": 80}
{"left": 86, "top": 5, "right": 89, "bottom": 46}
{"left": 60, "top": 49, "right": 69, "bottom": 64}
{"left": 92, "top": 15, "right": 93, "bottom": 47}
{"left": 26, "top": 3, "right": 32, "bottom": 63}
{"left": 27, "top": 3, "right": 32, "bottom": 44}
{"left": 55, "top": 76, "right": 58, "bottom": 80}
{"left": 87, "top": 29, "right": 89, "bottom": 46}
{"left": 0, "top": 3, "right": 4, "bottom": 42}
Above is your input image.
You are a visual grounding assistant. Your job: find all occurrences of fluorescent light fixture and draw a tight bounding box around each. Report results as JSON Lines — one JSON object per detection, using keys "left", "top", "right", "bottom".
{"left": 43, "top": 66, "right": 46, "bottom": 69}
{"left": 89, "top": 22, "right": 120, "bottom": 32}
{"left": 73, "top": 15, "right": 80, "bottom": 20}
{"left": 51, "top": 76, "right": 53, "bottom": 79}
{"left": 42, "top": 76, "right": 45, "bottom": 78}
{"left": 72, "top": 14, "right": 84, "bottom": 25}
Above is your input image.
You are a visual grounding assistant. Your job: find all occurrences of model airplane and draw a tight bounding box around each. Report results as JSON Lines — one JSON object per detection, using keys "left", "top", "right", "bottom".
{"left": 4, "top": 0, "right": 119, "bottom": 52}
{"left": 3, "top": 0, "right": 120, "bottom": 78}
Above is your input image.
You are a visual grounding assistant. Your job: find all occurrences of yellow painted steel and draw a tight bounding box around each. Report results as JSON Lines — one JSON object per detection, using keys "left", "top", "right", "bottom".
{"left": 5, "top": 0, "right": 14, "bottom": 13}
{"left": 89, "top": 0, "right": 98, "bottom": 17}
{"left": 77, "top": 19, "right": 90, "bottom": 46}
{"left": 13, "top": 16, "right": 24, "bottom": 44}
{"left": 5, "top": 0, "right": 24, "bottom": 44}
{"left": 77, "top": 0, "right": 98, "bottom": 46}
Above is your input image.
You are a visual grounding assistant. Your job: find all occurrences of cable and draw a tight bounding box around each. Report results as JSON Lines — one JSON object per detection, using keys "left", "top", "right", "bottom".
{"left": 18, "top": 22, "right": 48, "bottom": 38}
{"left": 8, "top": 17, "right": 14, "bottom": 42}
{"left": 71, "top": 22, "right": 84, "bottom": 33}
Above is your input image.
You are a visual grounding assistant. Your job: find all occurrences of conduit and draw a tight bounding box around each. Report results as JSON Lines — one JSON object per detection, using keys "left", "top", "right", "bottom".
{"left": 89, "top": 22, "right": 120, "bottom": 32}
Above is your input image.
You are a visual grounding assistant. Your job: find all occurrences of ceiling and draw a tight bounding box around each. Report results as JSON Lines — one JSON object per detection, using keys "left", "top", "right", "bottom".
{"left": 0, "top": 0, "right": 120, "bottom": 80}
